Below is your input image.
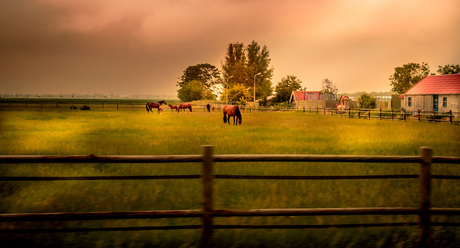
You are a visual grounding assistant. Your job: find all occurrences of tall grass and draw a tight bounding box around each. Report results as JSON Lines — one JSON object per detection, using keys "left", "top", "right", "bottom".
{"left": 0, "top": 109, "right": 459, "bottom": 247}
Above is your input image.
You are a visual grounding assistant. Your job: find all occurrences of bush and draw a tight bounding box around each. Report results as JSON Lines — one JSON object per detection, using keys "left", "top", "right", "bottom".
{"left": 358, "top": 93, "right": 377, "bottom": 109}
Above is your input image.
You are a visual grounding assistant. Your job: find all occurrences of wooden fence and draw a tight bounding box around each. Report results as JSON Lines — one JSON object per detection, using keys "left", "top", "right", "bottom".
{"left": 1, "top": 101, "right": 458, "bottom": 123}
{"left": 0, "top": 146, "right": 459, "bottom": 247}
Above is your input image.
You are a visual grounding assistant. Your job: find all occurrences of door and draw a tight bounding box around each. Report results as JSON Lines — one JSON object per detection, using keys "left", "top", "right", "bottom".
{"left": 433, "top": 95, "right": 439, "bottom": 111}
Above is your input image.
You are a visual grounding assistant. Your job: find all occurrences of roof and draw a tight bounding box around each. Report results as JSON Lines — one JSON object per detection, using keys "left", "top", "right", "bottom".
{"left": 403, "top": 74, "right": 460, "bottom": 95}
{"left": 291, "top": 91, "right": 323, "bottom": 101}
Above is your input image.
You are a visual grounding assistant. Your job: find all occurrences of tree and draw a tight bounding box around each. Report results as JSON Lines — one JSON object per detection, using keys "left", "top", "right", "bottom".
{"left": 437, "top": 64, "right": 460, "bottom": 75}
{"left": 246, "top": 41, "right": 274, "bottom": 100}
{"left": 227, "top": 83, "right": 251, "bottom": 103}
{"left": 177, "top": 63, "right": 221, "bottom": 92}
{"left": 222, "top": 41, "right": 273, "bottom": 101}
{"left": 358, "top": 93, "right": 377, "bottom": 109}
{"left": 389, "top": 62, "right": 430, "bottom": 94}
{"left": 274, "top": 75, "right": 303, "bottom": 103}
{"left": 321, "top": 78, "right": 338, "bottom": 98}
{"left": 177, "top": 80, "right": 206, "bottom": 102}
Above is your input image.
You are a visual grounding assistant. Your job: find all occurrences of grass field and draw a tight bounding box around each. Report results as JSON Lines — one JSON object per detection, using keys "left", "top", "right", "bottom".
{"left": 0, "top": 108, "right": 459, "bottom": 247}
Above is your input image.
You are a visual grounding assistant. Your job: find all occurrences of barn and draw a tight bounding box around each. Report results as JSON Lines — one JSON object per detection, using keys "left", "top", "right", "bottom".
{"left": 289, "top": 91, "right": 336, "bottom": 109}
{"left": 401, "top": 74, "right": 460, "bottom": 116}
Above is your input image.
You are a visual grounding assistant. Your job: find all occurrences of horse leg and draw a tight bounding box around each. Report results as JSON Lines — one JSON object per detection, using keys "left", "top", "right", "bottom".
{"left": 223, "top": 113, "right": 227, "bottom": 123}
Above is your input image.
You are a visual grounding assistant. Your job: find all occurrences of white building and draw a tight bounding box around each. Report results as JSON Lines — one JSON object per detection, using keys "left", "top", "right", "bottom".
{"left": 401, "top": 74, "right": 460, "bottom": 115}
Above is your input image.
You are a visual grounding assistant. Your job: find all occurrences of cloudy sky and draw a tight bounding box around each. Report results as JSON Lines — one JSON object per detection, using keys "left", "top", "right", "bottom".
{"left": 1, "top": 0, "right": 459, "bottom": 96}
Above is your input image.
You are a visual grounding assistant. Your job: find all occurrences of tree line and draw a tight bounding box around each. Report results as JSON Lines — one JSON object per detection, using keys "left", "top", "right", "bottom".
{"left": 176, "top": 41, "right": 459, "bottom": 108}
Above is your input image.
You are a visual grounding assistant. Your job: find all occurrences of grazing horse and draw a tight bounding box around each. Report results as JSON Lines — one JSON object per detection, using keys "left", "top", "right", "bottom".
{"left": 146, "top": 100, "right": 167, "bottom": 114}
{"left": 168, "top": 104, "right": 179, "bottom": 112}
{"left": 206, "top": 103, "right": 214, "bottom": 112}
{"left": 177, "top": 103, "right": 192, "bottom": 112}
{"left": 223, "top": 105, "right": 242, "bottom": 125}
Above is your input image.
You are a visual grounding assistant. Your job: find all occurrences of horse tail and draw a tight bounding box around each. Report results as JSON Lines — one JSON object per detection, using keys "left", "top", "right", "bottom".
{"left": 146, "top": 103, "right": 150, "bottom": 113}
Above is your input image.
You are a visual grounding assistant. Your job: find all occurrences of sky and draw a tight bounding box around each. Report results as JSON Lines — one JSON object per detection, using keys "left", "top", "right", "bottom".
{"left": 1, "top": 0, "right": 459, "bottom": 97}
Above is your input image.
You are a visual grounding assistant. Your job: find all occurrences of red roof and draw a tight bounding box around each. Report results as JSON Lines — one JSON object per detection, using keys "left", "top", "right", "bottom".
{"left": 404, "top": 74, "right": 460, "bottom": 95}
{"left": 292, "top": 91, "right": 323, "bottom": 101}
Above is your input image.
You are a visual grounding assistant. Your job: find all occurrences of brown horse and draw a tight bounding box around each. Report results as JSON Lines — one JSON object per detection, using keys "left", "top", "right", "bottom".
{"left": 177, "top": 103, "right": 192, "bottom": 112}
{"left": 146, "top": 100, "right": 167, "bottom": 114}
{"left": 168, "top": 104, "right": 179, "bottom": 112}
{"left": 223, "top": 105, "right": 242, "bottom": 125}
{"left": 206, "top": 103, "right": 215, "bottom": 112}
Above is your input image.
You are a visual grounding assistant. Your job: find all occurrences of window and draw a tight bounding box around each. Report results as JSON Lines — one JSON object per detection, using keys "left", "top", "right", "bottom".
{"left": 443, "top": 97, "right": 447, "bottom": 107}
{"left": 408, "top": 97, "right": 412, "bottom": 107}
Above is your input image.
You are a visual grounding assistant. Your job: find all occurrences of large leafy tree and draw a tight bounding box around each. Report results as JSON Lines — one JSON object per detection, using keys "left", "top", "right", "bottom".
{"left": 177, "top": 63, "right": 221, "bottom": 94}
{"left": 437, "top": 64, "right": 460, "bottom": 75}
{"left": 389, "top": 62, "right": 430, "bottom": 94}
{"left": 177, "top": 80, "right": 208, "bottom": 102}
{"left": 274, "top": 75, "right": 304, "bottom": 103}
{"left": 222, "top": 41, "right": 273, "bottom": 101}
{"left": 246, "top": 41, "right": 274, "bottom": 100}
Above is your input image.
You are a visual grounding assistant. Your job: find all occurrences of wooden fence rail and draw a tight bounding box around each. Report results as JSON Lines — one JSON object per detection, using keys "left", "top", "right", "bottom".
{"left": 1, "top": 146, "right": 459, "bottom": 247}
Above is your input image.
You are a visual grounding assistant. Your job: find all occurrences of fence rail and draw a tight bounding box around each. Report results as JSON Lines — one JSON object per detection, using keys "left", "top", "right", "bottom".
{"left": 1, "top": 147, "right": 459, "bottom": 247}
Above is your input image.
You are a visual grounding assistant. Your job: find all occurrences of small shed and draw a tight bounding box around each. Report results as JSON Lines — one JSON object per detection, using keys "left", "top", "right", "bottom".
{"left": 401, "top": 74, "right": 460, "bottom": 115}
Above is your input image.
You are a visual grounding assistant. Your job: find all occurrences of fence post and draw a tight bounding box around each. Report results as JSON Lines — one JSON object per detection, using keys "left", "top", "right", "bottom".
{"left": 348, "top": 107, "right": 351, "bottom": 118}
{"left": 368, "top": 109, "right": 371, "bottom": 119}
{"left": 391, "top": 109, "right": 394, "bottom": 120}
{"left": 418, "top": 110, "right": 421, "bottom": 122}
{"left": 449, "top": 110, "right": 453, "bottom": 124}
{"left": 200, "top": 145, "right": 214, "bottom": 248}
{"left": 379, "top": 108, "right": 382, "bottom": 120}
{"left": 419, "top": 147, "right": 432, "bottom": 247}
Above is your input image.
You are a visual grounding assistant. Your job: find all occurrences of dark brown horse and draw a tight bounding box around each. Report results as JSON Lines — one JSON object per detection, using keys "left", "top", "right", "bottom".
{"left": 146, "top": 100, "right": 167, "bottom": 114}
{"left": 168, "top": 104, "right": 179, "bottom": 112}
{"left": 206, "top": 103, "right": 214, "bottom": 112}
{"left": 177, "top": 103, "right": 192, "bottom": 112}
{"left": 223, "top": 105, "right": 242, "bottom": 125}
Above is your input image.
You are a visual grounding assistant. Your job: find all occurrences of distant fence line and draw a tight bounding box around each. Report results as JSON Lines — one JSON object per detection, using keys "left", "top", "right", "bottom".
{"left": 0, "top": 146, "right": 459, "bottom": 247}
{"left": 0, "top": 102, "right": 458, "bottom": 123}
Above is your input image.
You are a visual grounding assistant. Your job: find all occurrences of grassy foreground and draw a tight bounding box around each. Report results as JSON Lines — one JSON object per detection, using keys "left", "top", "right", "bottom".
{"left": 0, "top": 109, "right": 459, "bottom": 247}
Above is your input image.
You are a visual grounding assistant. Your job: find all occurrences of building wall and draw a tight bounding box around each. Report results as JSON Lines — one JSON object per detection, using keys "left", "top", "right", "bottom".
{"left": 404, "top": 94, "right": 459, "bottom": 114}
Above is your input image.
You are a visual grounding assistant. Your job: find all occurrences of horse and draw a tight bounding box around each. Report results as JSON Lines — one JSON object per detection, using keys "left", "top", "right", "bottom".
{"left": 168, "top": 104, "right": 179, "bottom": 112}
{"left": 206, "top": 103, "right": 214, "bottom": 112}
{"left": 223, "top": 105, "right": 242, "bottom": 125}
{"left": 146, "top": 100, "right": 167, "bottom": 114}
{"left": 177, "top": 103, "right": 192, "bottom": 112}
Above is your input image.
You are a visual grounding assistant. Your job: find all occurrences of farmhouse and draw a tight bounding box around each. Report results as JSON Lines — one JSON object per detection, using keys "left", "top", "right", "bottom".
{"left": 401, "top": 74, "right": 460, "bottom": 115}
{"left": 290, "top": 91, "right": 335, "bottom": 109}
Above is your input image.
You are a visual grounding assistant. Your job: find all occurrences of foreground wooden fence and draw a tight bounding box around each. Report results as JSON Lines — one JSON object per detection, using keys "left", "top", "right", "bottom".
{"left": 1, "top": 147, "right": 459, "bottom": 247}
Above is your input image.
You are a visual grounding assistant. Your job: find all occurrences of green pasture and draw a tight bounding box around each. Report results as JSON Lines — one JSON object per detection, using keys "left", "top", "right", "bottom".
{"left": 0, "top": 109, "right": 459, "bottom": 247}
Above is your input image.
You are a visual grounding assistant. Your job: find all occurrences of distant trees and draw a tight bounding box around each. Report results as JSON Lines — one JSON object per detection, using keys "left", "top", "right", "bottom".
{"left": 273, "top": 75, "right": 304, "bottom": 103}
{"left": 389, "top": 62, "right": 430, "bottom": 94}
